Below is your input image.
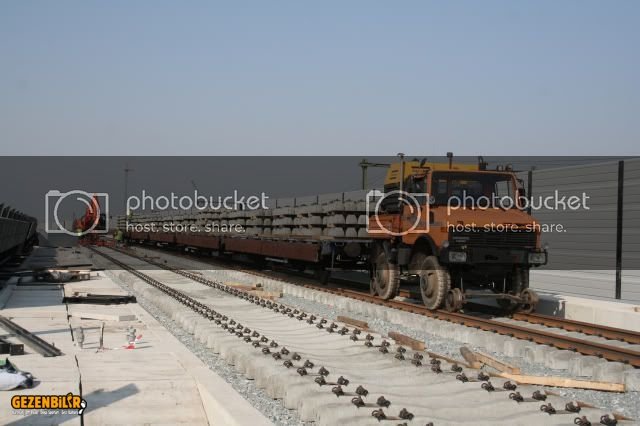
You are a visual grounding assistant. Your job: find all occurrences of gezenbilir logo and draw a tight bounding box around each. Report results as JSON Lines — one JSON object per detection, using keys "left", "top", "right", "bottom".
{"left": 11, "top": 392, "right": 87, "bottom": 415}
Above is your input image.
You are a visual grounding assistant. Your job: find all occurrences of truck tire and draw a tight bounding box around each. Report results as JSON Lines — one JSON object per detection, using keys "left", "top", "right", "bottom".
{"left": 411, "top": 253, "right": 450, "bottom": 310}
{"left": 372, "top": 251, "right": 400, "bottom": 300}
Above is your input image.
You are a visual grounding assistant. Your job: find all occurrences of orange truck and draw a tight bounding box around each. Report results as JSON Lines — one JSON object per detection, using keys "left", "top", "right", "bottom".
{"left": 367, "top": 154, "right": 546, "bottom": 312}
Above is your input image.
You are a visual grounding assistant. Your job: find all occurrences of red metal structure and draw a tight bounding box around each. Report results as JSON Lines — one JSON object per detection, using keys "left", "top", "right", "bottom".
{"left": 73, "top": 195, "right": 108, "bottom": 246}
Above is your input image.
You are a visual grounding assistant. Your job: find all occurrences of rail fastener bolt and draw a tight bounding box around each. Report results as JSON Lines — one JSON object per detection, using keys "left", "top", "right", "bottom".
{"left": 376, "top": 396, "right": 391, "bottom": 407}
{"left": 540, "top": 403, "right": 556, "bottom": 414}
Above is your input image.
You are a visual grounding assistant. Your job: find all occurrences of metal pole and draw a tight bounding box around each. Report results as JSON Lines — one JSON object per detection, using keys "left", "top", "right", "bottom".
{"left": 398, "top": 152, "right": 405, "bottom": 196}
{"left": 363, "top": 166, "right": 368, "bottom": 190}
{"left": 360, "top": 158, "right": 368, "bottom": 190}
{"left": 527, "top": 168, "right": 534, "bottom": 215}
{"left": 615, "top": 160, "right": 624, "bottom": 299}
{"left": 124, "top": 163, "right": 133, "bottom": 216}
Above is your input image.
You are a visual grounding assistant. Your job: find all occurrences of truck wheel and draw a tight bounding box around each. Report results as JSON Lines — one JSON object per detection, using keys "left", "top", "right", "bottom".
{"left": 372, "top": 251, "right": 400, "bottom": 300}
{"left": 411, "top": 253, "right": 450, "bottom": 310}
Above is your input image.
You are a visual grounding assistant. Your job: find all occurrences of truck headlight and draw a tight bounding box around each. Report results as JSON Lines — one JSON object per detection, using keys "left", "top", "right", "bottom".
{"left": 528, "top": 252, "right": 547, "bottom": 265}
{"left": 448, "top": 251, "right": 467, "bottom": 263}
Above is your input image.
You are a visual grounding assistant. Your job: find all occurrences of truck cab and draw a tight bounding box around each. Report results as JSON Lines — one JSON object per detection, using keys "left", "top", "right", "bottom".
{"left": 367, "top": 155, "right": 546, "bottom": 312}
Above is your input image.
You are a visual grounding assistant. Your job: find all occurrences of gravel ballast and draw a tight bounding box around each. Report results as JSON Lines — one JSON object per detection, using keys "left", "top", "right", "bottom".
{"left": 99, "top": 266, "right": 304, "bottom": 426}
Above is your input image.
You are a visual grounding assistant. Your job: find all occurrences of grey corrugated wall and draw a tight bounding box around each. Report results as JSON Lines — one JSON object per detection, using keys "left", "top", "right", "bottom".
{"left": 524, "top": 159, "right": 639, "bottom": 302}
{"left": 622, "top": 158, "right": 640, "bottom": 301}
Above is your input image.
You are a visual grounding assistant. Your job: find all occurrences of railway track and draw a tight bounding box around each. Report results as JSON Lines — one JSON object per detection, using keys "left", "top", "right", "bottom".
{"left": 510, "top": 313, "right": 640, "bottom": 346}
{"left": 303, "top": 287, "right": 640, "bottom": 367}
{"left": 256, "top": 272, "right": 640, "bottom": 347}
{"left": 89, "top": 246, "right": 631, "bottom": 425}
{"left": 119, "top": 244, "right": 640, "bottom": 367}
{"left": 302, "top": 284, "right": 640, "bottom": 346}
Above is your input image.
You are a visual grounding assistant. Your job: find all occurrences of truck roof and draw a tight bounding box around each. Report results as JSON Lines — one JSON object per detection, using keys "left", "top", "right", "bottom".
{"left": 385, "top": 161, "right": 513, "bottom": 184}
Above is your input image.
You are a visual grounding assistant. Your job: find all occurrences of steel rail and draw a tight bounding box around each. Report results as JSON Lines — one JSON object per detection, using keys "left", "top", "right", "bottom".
{"left": 306, "top": 287, "right": 640, "bottom": 367}
{"left": 0, "top": 315, "right": 62, "bottom": 357}
{"left": 512, "top": 312, "right": 640, "bottom": 345}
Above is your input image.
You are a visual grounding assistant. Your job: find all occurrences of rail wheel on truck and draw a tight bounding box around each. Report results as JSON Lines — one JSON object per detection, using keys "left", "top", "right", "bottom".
{"left": 496, "top": 267, "right": 530, "bottom": 313}
{"left": 410, "top": 252, "right": 451, "bottom": 310}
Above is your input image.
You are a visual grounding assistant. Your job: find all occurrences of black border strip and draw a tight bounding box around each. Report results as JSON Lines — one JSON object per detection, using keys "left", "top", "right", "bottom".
{"left": 615, "top": 160, "right": 624, "bottom": 299}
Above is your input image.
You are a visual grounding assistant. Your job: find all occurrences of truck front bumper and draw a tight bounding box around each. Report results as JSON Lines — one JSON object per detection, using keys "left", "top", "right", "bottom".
{"left": 439, "top": 247, "right": 547, "bottom": 267}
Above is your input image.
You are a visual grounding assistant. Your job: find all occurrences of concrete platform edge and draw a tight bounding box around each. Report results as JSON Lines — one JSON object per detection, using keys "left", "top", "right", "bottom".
{"left": 536, "top": 292, "right": 640, "bottom": 332}
{"left": 195, "top": 366, "right": 272, "bottom": 426}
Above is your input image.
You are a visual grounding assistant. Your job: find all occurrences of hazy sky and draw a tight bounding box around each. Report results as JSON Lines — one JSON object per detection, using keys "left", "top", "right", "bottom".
{"left": 1, "top": 1, "right": 638, "bottom": 155}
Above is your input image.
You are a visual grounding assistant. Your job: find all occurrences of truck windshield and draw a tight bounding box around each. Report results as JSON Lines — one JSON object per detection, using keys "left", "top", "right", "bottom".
{"left": 430, "top": 172, "right": 516, "bottom": 207}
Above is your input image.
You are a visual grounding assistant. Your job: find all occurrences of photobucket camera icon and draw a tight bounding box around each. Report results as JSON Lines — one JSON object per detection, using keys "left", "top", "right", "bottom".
{"left": 365, "top": 189, "right": 430, "bottom": 236}
{"left": 45, "top": 190, "right": 109, "bottom": 237}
